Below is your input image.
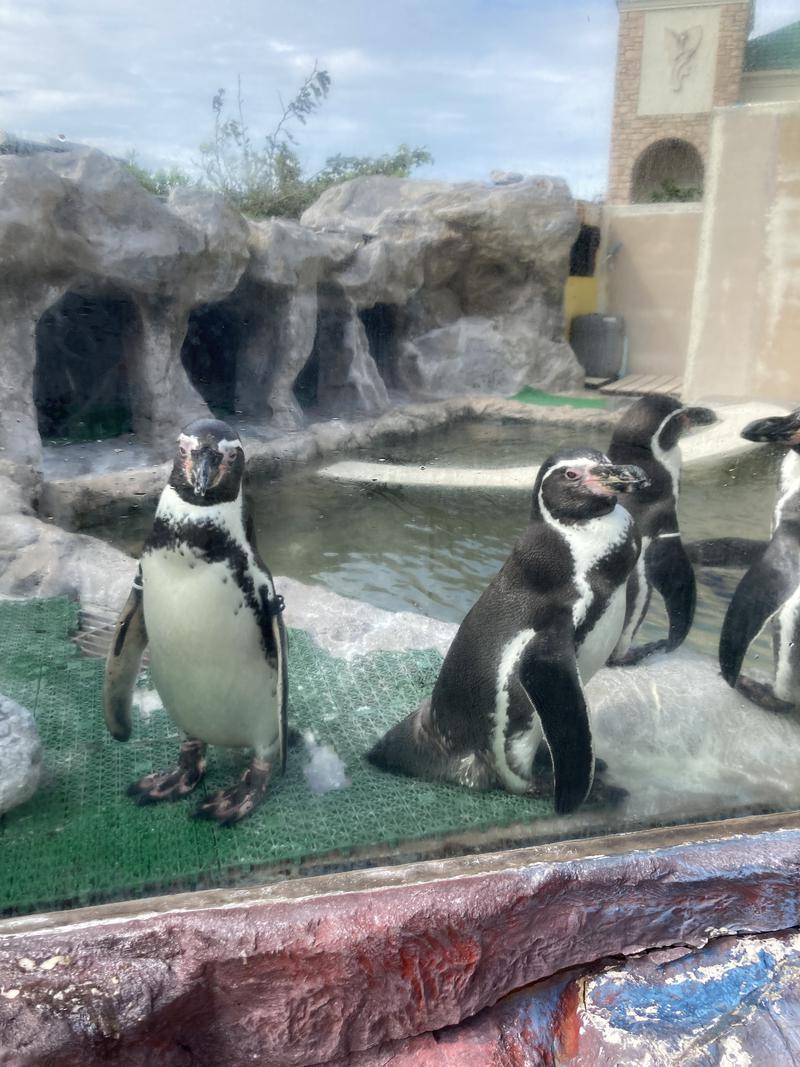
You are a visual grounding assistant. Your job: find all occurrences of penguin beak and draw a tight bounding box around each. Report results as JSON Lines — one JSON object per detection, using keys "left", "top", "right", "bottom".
{"left": 682, "top": 406, "right": 716, "bottom": 428}
{"left": 192, "top": 452, "right": 213, "bottom": 497}
{"left": 588, "top": 463, "right": 650, "bottom": 495}
{"left": 740, "top": 410, "right": 800, "bottom": 446}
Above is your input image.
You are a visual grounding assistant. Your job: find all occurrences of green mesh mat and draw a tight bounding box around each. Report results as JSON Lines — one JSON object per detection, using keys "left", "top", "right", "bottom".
{"left": 510, "top": 387, "right": 608, "bottom": 409}
{"left": 0, "top": 598, "right": 553, "bottom": 917}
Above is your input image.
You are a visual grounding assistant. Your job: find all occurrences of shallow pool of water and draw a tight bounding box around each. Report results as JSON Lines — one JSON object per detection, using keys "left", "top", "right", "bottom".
{"left": 95, "top": 420, "right": 782, "bottom": 664}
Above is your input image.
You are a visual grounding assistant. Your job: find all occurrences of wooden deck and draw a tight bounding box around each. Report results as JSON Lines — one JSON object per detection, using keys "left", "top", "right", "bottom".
{"left": 599, "top": 373, "right": 683, "bottom": 397}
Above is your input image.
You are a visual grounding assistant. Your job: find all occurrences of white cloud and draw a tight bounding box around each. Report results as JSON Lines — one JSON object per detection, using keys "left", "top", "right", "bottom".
{"left": 0, "top": 0, "right": 796, "bottom": 201}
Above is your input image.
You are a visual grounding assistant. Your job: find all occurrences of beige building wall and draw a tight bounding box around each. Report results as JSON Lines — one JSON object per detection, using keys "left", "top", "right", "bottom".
{"left": 684, "top": 102, "right": 800, "bottom": 404}
{"left": 600, "top": 203, "right": 703, "bottom": 376}
{"left": 740, "top": 70, "right": 800, "bottom": 103}
{"left": 608, "top": 0, "right": 752, "bottom": 204}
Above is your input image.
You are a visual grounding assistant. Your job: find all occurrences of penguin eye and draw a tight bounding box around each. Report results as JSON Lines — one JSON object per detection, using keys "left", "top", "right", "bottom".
{"left": 565, "top": 469, "right": 581, "bottom": 481}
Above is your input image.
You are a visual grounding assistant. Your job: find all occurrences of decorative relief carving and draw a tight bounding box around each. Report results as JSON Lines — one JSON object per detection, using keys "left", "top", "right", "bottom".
{"left": 665, "top": 26, "right": 703, "bottom": 91}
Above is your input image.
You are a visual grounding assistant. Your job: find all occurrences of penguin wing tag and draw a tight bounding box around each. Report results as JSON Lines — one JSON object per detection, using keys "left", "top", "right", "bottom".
{"left": 518, "top": 633, "right": 594, "bottom": 816}
{"left": 719, "top": 533, "right": 800, "bottom": 688}
{"left": 103, "top": 570, "right": 148, "bottom": 742}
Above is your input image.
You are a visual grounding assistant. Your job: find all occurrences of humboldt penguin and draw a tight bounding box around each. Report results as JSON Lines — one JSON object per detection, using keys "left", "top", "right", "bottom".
{"left": 719, "top": 408, "right": 800, "bottom": 713}
{"left": 104, "top": 418, "right": 288, "bottom": 824}
{"left": 607, "top": 394, "right": 716, "bottom": 665}
{"left": 367, "top": 448, "right": 647, "bottom": 814}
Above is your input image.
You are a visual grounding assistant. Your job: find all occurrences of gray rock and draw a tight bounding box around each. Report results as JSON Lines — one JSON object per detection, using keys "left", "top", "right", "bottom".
{"left": 0, "top": 694, "right": 42, "bottom": 815}
{"left": 0, "top": 149, "right": 250, "bottom": 472}
{"left": 489, "top": 169, "right": 525, "bottom": 185}
{"left": 301, "top": 174, "right": 583, "bottom": 399}
{"left": 0, "top": 147, "right": 582, "bottom": 501}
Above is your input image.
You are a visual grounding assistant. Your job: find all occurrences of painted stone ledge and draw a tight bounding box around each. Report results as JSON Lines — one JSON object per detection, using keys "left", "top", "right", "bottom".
{"left": 342, "top": 928, "right": 800, "bottom": 1065}
{"left": 1, "top": 814, "right": 800, "bottom": 1066}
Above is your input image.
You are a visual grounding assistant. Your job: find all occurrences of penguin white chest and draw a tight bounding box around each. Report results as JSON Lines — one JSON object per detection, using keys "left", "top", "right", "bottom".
{"left": 141, "top": 546, "right": 279, "bottom": 752}
{"left": 576, "top": 584, "right": 628, "bottom": 681}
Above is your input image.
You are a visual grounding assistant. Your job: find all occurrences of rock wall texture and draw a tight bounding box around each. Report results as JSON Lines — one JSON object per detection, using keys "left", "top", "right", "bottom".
{"left": 0, "top": 146, "right": 581, "bottom": 489}
{"left": 0, "top": 817, "right": 799, "bottom": 1066}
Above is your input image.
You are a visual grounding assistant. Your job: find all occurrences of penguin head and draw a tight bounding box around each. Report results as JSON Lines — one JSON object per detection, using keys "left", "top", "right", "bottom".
{"left": 534, "top": 448, "right": 649, "bottom": 524}
{"left": 169, "top": 419, "right": 245, "bottom": 505}
{"left": 740, "top": 409, "right": 800, "bottom": 450}
{"left": 612, "top": 395, "right": 716, "bottom": 455}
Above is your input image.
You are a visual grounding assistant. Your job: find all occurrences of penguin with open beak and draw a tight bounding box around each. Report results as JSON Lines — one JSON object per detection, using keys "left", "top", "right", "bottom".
{"left": 368, "top": 448, "right": 648, "bottom": 815}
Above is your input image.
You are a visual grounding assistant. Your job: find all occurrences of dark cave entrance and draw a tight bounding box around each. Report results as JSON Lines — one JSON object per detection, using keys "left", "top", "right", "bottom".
{"left": 293, "top": 286, "right": 350, "bottom": 414}
{"left": 180, "top": 301, "right": 243, "bottom": 417}
{"left": 34, "top": 291, "right": 136, "bottom": 441}
{"left": 358, "top": 303, "right": 400, "bottom": 388}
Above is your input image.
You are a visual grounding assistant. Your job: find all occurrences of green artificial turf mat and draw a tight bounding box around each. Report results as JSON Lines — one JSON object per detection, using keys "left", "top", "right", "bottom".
{"left": 511, "top": 387, "right": 608, "bottom": 409}
{"left": 0, "top": 597, "right": 554, "bottom": 917}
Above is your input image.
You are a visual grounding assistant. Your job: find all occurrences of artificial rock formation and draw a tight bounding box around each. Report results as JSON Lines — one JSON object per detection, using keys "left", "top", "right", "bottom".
{"left": 0, "top": 144, "right": 581, "bottom": 492}
{"left": 301, "top": 174, "right": 583, "bottom": 398}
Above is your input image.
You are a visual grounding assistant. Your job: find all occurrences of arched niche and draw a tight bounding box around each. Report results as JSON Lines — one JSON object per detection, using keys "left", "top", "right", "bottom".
{"left": 34, "top": 289, "right": 136, "bottom": 441}
{"left": 180, "top": 300, "right": 243, "bottom": 417}
{"left": 631, "top": 139, "right": 704, "bottom": 204}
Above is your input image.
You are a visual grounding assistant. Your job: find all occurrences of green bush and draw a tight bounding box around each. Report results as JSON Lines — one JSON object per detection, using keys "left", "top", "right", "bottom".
{"left": 650, "top": 177, "right": 703, "bottom": 203}
{"left": 127, "top": 66, "right": 432, "bottom": 219}
{"left": 123, "top": 154, "right": 193, "bottom": 197}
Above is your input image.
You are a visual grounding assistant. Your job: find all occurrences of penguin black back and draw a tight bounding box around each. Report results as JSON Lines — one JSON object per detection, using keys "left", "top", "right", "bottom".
{"left": 369, "top": 448, "right": 646, "bottom": 814}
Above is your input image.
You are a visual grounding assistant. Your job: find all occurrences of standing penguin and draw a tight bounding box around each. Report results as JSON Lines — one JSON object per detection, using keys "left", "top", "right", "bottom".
{"left": 607, "top": 395, "right": 715, "bottom": 665}
{"left": 104, "top": 419, "right": 288, "bottom": 824}
{"left": 719, "top": 409, "right": 800, "bottom": 713}
{"left": 367, "top": 449, "right": 647, "bottom": 814}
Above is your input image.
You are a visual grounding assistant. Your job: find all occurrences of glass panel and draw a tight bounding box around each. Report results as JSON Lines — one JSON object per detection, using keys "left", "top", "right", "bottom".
{"left": 0, "top": 0, "right": 798, "bottom": 918}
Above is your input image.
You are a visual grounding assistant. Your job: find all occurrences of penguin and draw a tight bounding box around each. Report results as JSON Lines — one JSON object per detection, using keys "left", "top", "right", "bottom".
{"left": 606, "top": 394, "right": 716, "bottom": 666}
{"left": 719, "top": 408, "right": 800, "bottom": 713}
{"left": 367, "top": 448, "right": 647, "bottom": 815}
{"left": 103, "top": 418, "right": 288, "bottom": 824}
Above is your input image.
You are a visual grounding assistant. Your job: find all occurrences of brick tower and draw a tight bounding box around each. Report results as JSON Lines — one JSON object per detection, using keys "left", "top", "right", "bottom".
{"left": 608, "top": 0, "right": 753, "bottom": 204}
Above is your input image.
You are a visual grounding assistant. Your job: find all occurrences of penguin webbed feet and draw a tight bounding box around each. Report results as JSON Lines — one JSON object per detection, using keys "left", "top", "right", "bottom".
{"left": 194, "top": 756, "right": 272, "bottom": 826}
{"left": 735, "top": 675, "right": 796, "bottom": 715}
{"left": 128, "top": 738, "right": 207, "bottom": 804}
{"left": 608, "top": 638, "right": 671, "bottom": 667}
{"left": 587, "top": 774, "right": 629, "bottom": 809}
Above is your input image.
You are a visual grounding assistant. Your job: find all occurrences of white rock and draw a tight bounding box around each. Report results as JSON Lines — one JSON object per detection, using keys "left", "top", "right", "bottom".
{"left": 0, "top": 694, "right": 42, "bottom": 815}
{"left": 302, "top": 731, "right": 351, "bottom": 795}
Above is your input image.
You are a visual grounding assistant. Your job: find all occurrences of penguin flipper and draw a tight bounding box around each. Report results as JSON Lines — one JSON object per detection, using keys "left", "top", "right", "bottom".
{"left": 650, "top": 536, "right": 696, "bottom": 652}
{"left": 245, "top": 495, "right": 289, "bottom": 773}
{"left": 103, "top": 571, "right": 148, "bottom": 742}
{"left": 719, "top": 537, "right": 800, "bottom": 688}
{"left": 519, "top": 638, "right": 593, "bottom": 815}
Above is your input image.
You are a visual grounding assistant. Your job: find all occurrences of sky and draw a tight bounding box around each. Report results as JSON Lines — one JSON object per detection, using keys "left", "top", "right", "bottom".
{"left": 0, "top": 0, "right": 797, "bottom": 200}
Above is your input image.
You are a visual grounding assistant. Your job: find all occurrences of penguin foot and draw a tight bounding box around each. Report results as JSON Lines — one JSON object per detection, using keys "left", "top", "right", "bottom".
{"left": 588, "top": 775, "right": 629, "bottom": 808}
{"left": 609, "top": 640, "right": 669, "bottom": 667}
{"left": 194, "top": 756, "right": 272, "bottom": 826}
{"left": 128, "top": 739, "right": 207, "bottom": 804}
{"left": 735, "top": 675, "right": 796, "bottom": 715}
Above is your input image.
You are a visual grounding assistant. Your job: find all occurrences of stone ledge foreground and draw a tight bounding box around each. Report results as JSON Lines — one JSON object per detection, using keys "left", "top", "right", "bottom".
{"left": 0, "top": 814, "right": 798, "bottom": 1066}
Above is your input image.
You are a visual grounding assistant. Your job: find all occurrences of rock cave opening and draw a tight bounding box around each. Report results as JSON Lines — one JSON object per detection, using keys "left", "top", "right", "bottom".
{"left": 34, "top": 290, "right": 136, "bottom": 442}
{"left": 180, "top": 300, "right": 243, "bottom": 417}
{"left": 293, "top": 288, "right": 348, "bottom": 414}
{"left": 358, "top": 303, "right": 401, "bottom": 389}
